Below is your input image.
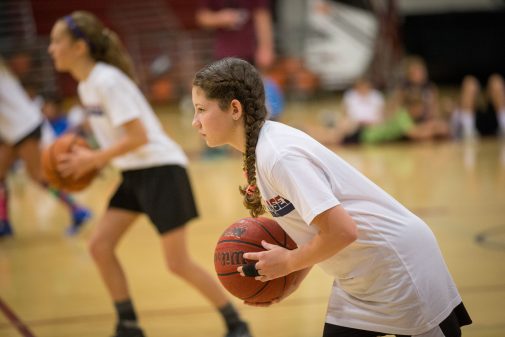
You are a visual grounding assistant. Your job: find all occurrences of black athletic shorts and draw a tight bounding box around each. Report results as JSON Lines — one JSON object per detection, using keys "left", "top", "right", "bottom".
{"left": 475, "top": 105, "right": 499, "bottom": 136}
{"left": 109, "top": 165, "right": 198, "bottom": 234}
{"left": 342, "top": 127, "right": 364, "bottom": 145}
{"left": 322, "top": 302, "right": 472, "bottom": 337}
{"left": 12, "top": 123, "right": 42, "bottom": 147}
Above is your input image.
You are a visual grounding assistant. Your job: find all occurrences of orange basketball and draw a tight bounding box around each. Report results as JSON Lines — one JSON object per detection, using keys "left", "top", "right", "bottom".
{"left": 41, "top": 133, "right": 98, "bottom": 192}
{"left": 214, "top": 217, "right": 301, "bottom": 304}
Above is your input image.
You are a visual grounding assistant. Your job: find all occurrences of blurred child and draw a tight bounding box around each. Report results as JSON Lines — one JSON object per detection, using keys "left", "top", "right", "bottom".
{"left": 451, "top": 74, "right": 505, "bottom": 139}
{"left": 394, "top": 56, "right": 439, "bottom": 123}
{"left": 359, "top": 91, "right": 449, "bottom": 144}
{"left": 343, "top": 77, "right": 384, "bottom": 126}
{"left": 263, "top": 75, "right": 284, "bottom": 121}
{"left": 0, "top": 56, "right": 90, "bottom": 237}
{"left": 318, "top": 91, "right": 448, "bottom": 145}
{"left": 42, "top": 93, "right": 70, "bottom": 136}
{"left": 48, "top": 11, "right": 251, "bottom": 337}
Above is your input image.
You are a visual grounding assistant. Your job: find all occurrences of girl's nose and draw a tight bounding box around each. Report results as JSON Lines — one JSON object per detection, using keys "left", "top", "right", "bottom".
{"left": 191, "top": 114, "right": 200, "bottom": 129}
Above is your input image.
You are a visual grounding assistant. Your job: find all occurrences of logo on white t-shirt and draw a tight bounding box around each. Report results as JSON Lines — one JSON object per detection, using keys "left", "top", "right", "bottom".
{"left": 84, "top": 105, "right": 104, "bottom": 116}
{"left": 265, "top": 196, "right": 294, "bottom": 217}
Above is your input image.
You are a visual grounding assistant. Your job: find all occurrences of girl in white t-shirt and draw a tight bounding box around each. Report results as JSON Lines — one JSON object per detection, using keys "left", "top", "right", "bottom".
{"left": 0, "top": 57, "right": 90, "bottom": 237}
{"left": 191, "top": 58, "right": 472, "bottom": 337}
{"left": 342, "top": 77, "right": 384, "bottom": 125}
{"left": 337, "top": 77, "right": 384, "bottom": 144}
{"left": 48, "top": 11, "right": 251, "bottom": 337}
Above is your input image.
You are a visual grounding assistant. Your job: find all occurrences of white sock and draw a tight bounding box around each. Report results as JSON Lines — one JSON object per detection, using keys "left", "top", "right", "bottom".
{"left": 460, "top": 110, "right": 476, "bottom": 138}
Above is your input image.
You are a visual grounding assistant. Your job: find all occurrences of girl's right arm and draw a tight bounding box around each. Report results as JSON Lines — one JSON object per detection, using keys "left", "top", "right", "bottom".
{"left": 244, "top": 205, "right": 357, "bottom": 282}
{"left": 93, "top": 118, "right": 148, "bottom": 167}
{"left": 57, "top": 118, "right": 147, "bottom": 179}
{"left": 244, "top": 266, "right": 312, "bottom": 307}
{"left": 287, "top": 205, "right": 358, "bottom": 274}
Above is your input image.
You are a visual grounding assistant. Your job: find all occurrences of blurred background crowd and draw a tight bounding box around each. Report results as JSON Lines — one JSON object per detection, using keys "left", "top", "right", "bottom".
{"left": 1, "top": 0, "right": 505, "bottom": 146}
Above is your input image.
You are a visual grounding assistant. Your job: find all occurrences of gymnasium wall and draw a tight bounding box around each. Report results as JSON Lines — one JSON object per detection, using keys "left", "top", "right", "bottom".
{"left": 402, "top": 9, "right": 505, "bottom": 84}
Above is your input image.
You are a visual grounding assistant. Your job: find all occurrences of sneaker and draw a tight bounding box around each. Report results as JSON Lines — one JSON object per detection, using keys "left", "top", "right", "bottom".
{"left": 0, "top": 220, "right": 13, "bottom": 237}
{"left": 112, "top": 323, "right": 146, "bottom": 337}
{"left": 66, "top": 207, "right": 91, "bottom": 236}
{"left": 225, "top": 322, "right": 252, "bottom": 337}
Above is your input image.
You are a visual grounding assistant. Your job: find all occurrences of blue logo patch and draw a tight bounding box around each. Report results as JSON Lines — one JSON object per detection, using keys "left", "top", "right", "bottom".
{"left": 265, "top": 196, "right": 294, "bottom": 217}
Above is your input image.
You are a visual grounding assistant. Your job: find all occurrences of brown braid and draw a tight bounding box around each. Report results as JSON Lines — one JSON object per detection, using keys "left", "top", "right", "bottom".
{"left": 193, "top": 58, "right": 267, "bottom": 217}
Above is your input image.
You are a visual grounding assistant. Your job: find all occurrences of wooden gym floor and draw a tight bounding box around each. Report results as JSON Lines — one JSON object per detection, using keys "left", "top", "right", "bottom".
{"left": 0, "top": 99, "right": 504, "bottom": 337}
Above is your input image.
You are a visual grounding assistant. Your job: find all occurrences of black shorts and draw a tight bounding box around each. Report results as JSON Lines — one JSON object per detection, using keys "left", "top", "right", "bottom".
{"left": 109, "top": 165, "right": 198, "bottom": 234}
{"left": 342, "top": 127, "right": 363, "bottom": 145}
{"left": 322, "top": 302, "right": 472, "bottom": 337}
{"left": 475, "top": 105, "right": 499, "bottom": 136}
{"left": 12, "top": 123, "right": 42, "bottom": 147}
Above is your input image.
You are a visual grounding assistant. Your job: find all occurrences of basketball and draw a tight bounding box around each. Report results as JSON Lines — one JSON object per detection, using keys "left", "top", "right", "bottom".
{"left": 41, "top": 133, "right": 98, "bottom": 192}
{"left": 214, "top": 217, "right": 300, "bottom": 304}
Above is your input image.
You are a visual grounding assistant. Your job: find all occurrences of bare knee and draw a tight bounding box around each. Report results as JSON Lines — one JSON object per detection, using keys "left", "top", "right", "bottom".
{"left": 165, "top": 256, "right": 193, "bottom": 277}
{"left": 88, "top": 236, "right": 116, "bottom": 262}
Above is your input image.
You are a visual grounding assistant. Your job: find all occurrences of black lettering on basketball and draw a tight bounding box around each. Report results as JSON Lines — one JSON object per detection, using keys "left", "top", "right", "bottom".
{"left": 214, "top": 250, "right": 245, "bottom": 266}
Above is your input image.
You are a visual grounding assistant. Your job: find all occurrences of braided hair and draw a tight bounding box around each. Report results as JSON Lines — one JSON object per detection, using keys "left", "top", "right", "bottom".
{"left": 60, "top": 11, "right": 136, "bottom": 81}
{"left": 193, "top": 58, "right": 267, "bottom": 217}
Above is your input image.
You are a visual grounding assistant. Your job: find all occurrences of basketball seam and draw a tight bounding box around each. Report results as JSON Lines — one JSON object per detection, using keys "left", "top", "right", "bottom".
{"left": 217, "top": 271, "right": 241, "bottom": 276}
{"left": 217, "top": 239, "right": 264, "bottom": 249}
{"left": 247, "top": 218, "right": 285, "bottom": 247}
{"left": 242, "top": 281, "right": 270, "bottom": 300}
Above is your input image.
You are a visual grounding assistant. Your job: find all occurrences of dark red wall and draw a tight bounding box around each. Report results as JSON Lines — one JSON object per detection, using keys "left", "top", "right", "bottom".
{"left": 29, "top": 0, "right": 201, "bottom": 96}
{"left": 30, "top": 0, "right": 199, "bottom": 36}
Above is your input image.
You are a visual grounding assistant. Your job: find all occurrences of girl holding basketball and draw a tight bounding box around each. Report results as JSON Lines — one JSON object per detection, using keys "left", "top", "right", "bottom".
{"left": 0, "top": 56, "right": 90, "bottom": 237}
{"left": 48, "top": 11, "right": 251, "bottom": 337}
{"left": 191, "top": 58, "right": 472, "bottom": 337}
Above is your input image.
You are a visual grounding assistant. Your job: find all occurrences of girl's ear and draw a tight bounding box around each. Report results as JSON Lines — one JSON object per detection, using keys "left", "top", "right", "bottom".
{"left": 73, "top": 38, "right": 90, "bottom": 57}
{"left": 230, "top": 99, "right": 243, "bottom": 121}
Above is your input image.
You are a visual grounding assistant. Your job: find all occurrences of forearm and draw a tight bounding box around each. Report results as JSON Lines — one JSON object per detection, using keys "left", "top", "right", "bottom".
{"left": 288, "top": 229, "right": 355, "bottom": 272}
{"left": 94, "top": 136, "right": 146, "bottom": 167}
{"left": 254, "top": 9, "right": 274, "bottom": 51}
{"left": 94, "top": 119, "right": 148, "bottom": 168}
{"left": 196, "top": 10, "right": 230, "bottom": 29}
{"left": 287, "top": 206, "right": 358, "bottom": 272}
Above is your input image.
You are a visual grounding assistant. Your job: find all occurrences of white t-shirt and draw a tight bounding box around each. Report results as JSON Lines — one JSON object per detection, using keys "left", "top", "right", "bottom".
{"left": 342, "top": 89, "right": 384, "bottom": 124}
{"left": 78, "top": 63, "right": 187, "bottom": 170}
{"left": 255, "top": 121, "right": 461, "bottom": 335}
{"left": 0, "top": 60, "right": 43, "bottom": 145}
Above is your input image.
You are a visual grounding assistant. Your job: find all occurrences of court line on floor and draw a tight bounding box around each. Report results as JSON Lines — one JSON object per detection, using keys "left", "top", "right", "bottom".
{"left": 475, "top": 224, "right": 505, "bottom": 250}
{"left": 0, "top": 296, "right": 36, "bottom": 337}
{"left": 1, "top": 282, "right": 505, "bottom": 331}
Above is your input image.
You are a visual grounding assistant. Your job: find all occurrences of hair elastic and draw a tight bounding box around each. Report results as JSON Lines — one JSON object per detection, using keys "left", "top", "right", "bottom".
{"left": 245, "top": 184, "right": 256, "bottom": 196}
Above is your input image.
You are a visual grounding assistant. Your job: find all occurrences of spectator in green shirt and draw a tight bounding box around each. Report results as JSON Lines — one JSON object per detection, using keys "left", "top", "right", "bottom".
{"left": 342, "top": 91, "right": 449, "bottom": 144}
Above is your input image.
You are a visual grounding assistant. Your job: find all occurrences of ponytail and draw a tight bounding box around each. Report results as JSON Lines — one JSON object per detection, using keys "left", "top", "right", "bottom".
{"left": 62, "top": 11, "right": 136, "bottom": 81}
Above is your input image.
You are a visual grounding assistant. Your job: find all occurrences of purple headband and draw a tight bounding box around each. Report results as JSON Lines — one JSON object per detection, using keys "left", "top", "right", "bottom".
{"left": 63, "top": 15, "right": 96, "bottom": 53}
